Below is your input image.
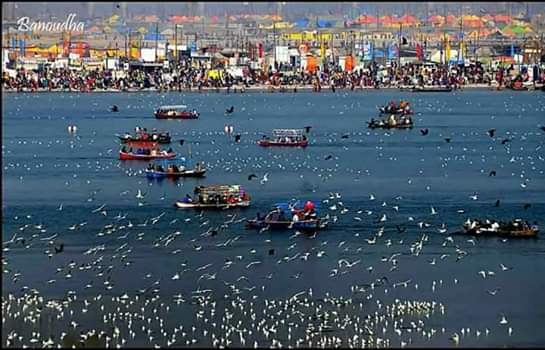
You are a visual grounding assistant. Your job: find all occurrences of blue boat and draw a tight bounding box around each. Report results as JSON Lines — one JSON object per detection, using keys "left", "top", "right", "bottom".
{"left": 145, "top": 158, "right": 206, "bottom": 179}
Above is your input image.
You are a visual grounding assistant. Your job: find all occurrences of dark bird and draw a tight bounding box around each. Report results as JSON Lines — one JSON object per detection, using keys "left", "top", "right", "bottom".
{"left": 341, "top": 134, "right": 349, "bottom": 139}
{"left": 54, "top": 243, "right": 64, "bottom": 254}
{"left": 324, "top": 155, "right": 333, "bottom": 160}
{"left": 501, "top": 138, "right": 511, "bottom": 144}
{"left": 396, "top": 225, "right": 407, "bottom": 233}
{"left": 110, "top": 105, "right": 119, "bottom": 112}
{"left": 234, "top": 134, "right": 241, "bottom": 143}
{"left": 539, "top": 126, "right": 545, "bottom": 132}
{"left": 420, "top": 128, "right": 429, "bottom": 136}
{"left": 210, "top": 230, "right": 218, "bottom": 236}
{"left": 225, "top": 106, "right": 235, "bottom": 114}
{"left": 487, "top": 128, "right": 496, "bottom": 137}
{"left": 445, "top": 138, "right": 451, "bottom": 143}
{"left": 304, "top": 126, "right": 312, "bottom": 133}
{"left": 523, "top": 203, "right": 531, "bottom": 210}
{"left": 269, "top": 249, "right": 275, "bottom": 255}
{"left": 248, "top": 174, "right": 258, "bottom": 181}
{"left": 179, "top": 139, "right": 185, "bottom": 146}
{"left": 495, "top": 199, "right": 501, "bottom": 207}
{"left": 489, "top": 170, "right": 497, "bottom": 177}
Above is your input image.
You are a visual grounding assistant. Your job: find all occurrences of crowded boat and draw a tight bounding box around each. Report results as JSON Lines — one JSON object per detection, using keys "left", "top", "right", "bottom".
{"left": 119, "top": 145, "right": 176, "bottom": 160}
{"left": 174, "top": 185, "right": 250, "bottom": 209}
{"left": 462, "top": 218, "right": 539, "bottom": 238}
{"left": 257, "top": 129, "right": 309, "bottom": 147}
{"left": 246, "top": 200, "right": 327, "bottom": 232}
{"left": 379, "top": 100, "right": 414, "bottom": 115}
{"left": 117, "top": 127, "right": 171, "bottom": 144}
{"left": 368, "top": 114, "right": 414, "bottom": 129}
{"left": 145, "top": 158, "right": 206, "bottom": 179}
{"left": 154, "top": 105, "right": 200, "bottom": 119}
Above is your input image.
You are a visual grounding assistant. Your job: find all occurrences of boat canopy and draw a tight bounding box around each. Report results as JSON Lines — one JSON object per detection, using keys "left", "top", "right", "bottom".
{"left": 151, "top": 157, "right": 188, "bottom": 166}
{"left": 196, "top": 185, "right": 243, "bottom": 195}
{"left": 157, "top": 105, "right": 188, "bottom": 111}
{"left": 272, "top": 129, "right": 305, "bottom": 137}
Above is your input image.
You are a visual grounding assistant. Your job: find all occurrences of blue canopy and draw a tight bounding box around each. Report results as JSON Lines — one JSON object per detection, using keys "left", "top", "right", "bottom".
{"left": 317, "top": 19, "right": 335, "bottom": 28}
{"left": 151, "top": 157, "right": 189, "bottom": 166}
{"left": 144, "top": 32, "right": 166, "bottom": 41}
{"left": 294, "top": 18, "right": 309, "bottom": 28}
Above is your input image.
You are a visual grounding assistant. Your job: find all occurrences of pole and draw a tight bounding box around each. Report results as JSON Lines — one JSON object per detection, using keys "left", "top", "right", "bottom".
{"left": 155, "top": 22, "right": 159, "bottom": 62}
{"left": 398, "top": 23, "right": 402, "bottom": 73}
{"left": 273, "top": 21, "right": 277, "bottom": 69}
{"left": 174, "top": 24, "right": 177, "bottom": 63}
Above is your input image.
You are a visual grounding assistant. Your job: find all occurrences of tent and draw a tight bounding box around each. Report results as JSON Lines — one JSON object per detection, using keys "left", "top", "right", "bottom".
{"left": 316, "top": 19, "right": 335, "bottom": 28}
{"left": 356, "top": 15, "right": 378, "bottom": 24}
{"left": 294, "top": 18, "right": 309, "bottom": 28}
{"left": 161, "top": 28, "right": 175, "bottom": 36}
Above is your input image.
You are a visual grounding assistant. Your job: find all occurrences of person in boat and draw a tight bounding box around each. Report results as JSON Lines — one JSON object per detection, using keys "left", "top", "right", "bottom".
{"left": 156, "top": 165, "right": 164, "bottom": 172}
{"left": 227, "top": 195, "right": 237, "bottom": 204}
{"left": 122, "top": 146, "right": 127, "bottom": 153}
{"left": 389, "top": 115, "right": 397, "bottom": 127}
{"left": 183, "top": 194, "right": 192, "bottom": 203}
{"left": 172, "top": 165, "right": 179, "bottom": 173}
{"left": 167, "top": 147, "right": 173, "bottom": 154}
{"left": 166, "top": 165, "right": 174, "bottom": 173}
{"left": 147, "top": 163, "right": 153, "bottom": 171}
{"left": 302, "top": 135, "right": 307, "bottom": 141}
{"left": 195, "top": 162, "right": 202, "bottom": 171}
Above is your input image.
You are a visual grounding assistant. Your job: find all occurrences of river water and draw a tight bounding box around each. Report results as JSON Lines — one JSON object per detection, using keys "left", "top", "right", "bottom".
{"left": 2, "top": 90, "right": 545, "bottom": 347}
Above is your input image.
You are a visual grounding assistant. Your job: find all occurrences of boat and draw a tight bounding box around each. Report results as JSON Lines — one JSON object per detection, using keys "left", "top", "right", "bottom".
{"left": 117, "top": 129, "right": 171, "bottom": 144}
{"left": 506, "top": 81, "right": 528, "bottom": 91}
{"left": 145, "top": 158, "right": 206, "bottom": 179}
{"left": 246, "top": 200, "right": 327, "bottom": 232}
{"left": 119, "top": 146, "right": 176, "bottom": 160}
{"left": 257, "top": 129, "right": 309, "bottom": 147}
{"left": 368, "top": 114, "right": 414, "bottom": 129}
{"left": 154, "top": 105, "right": 200, "bottom": 119}
{"left": 462, "top": 219, "right": 539, "bottom": 238}
{"left": 410, "top": 85, "right": 452, "bottom": 92}
{"left": 379, "top": 101, "right": 414, "bottom": 115}
{"left": 174, "top": 185, "right": 250, "bottom": 209}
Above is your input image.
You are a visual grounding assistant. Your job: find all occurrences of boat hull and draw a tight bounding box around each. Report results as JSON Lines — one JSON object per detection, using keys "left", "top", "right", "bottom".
{"left": 368, "top": 123, "right": 413, "bottom": 129}
{"left": 145, "top": 169, "right": 206, "bottom": 178}
{"left": 257, "top": 140, "right": 308, "bottom": 147}
{"left": 246, "top": 219, "right": 325, "bottom": 231}
{"left": 155, "top": 111, "right": 199, "bottom": 119}
{"left": 174, "top": 201, "right": 251, "bottom": 209}
{"left": 119, "top": 152, "right": 176, "bottom": 160}
{"left": 410, "top": 86, "right": 452, "bottom": 92}
{"left": 463, "top": 227, "right": 539, "bottom": 238}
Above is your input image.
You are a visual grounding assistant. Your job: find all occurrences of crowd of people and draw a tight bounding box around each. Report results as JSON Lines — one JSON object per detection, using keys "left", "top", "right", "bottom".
{"left": 3, "top": 60, "right": 544, "bottom": 92}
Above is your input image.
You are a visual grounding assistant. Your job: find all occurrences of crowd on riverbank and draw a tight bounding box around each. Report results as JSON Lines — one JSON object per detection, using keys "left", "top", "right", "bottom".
{"left": 3, "top": 62, "right": 544, "bottom": 92}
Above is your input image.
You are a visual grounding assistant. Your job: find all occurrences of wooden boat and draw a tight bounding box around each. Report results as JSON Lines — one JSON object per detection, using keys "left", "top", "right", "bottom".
{"left": 155, "top": 105, "right": 199, "bottom": 119}
{"left": 379, "top": 102, "right": 414, "bottom": 115}
{"left": 462, "top": 219, "right": 539, "bottom": 238}
{"left": 174, "top": 185, "right": 250, "bottom": 210}
{"left": 145, "top": 158, "right": 206, "bottom": 179}
{"left": 258, "top": 129, "right": 309, "bottom": 147}
{"left": 119, "top": 148, "right": 176, "bottom": 160}
{"left": 410, "top": 85, "right": 452, "bottom": 92}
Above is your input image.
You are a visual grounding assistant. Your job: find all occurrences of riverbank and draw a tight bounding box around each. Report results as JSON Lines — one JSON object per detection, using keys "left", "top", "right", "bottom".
{"left": 4, "top": 82, "right": 543, "bottom": 93}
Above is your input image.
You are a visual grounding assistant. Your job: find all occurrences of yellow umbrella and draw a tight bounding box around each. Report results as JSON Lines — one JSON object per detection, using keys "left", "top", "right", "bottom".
{"left": 137, "top": 27, "right": 148, "bottom": 34}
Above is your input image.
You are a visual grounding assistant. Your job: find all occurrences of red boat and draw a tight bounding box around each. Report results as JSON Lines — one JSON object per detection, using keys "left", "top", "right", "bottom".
{"left": 258, "top": 129, "right": 309, "bottom": 148}
{"left": 154, "top": 105, "right": 200, "bottom": 119}
{"left": 119, "top": 148, "right": 176, "bottom": 160}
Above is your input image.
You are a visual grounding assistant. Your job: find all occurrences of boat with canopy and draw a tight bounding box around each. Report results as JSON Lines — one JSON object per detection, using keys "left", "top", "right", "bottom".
{"left": 145, "top": 158, "right": 206, "bottom": 178}
{"left": 155, "top": 105, "right": 200, "bottom": 119}
{"left": 257, "top": 129, "right": 309, "bottom": 147}
{"left": 174, "top": 185, "right": 250, "bottom": 209}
